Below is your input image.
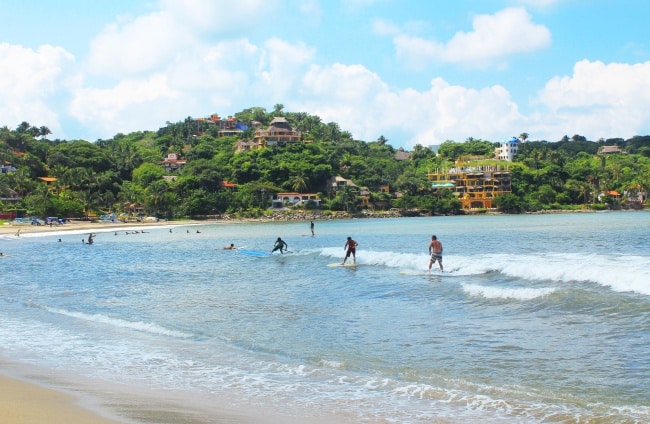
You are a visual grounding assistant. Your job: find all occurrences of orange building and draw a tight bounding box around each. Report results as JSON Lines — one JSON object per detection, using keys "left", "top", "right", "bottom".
{"left": 427, "top": 158, "right": 512, "bottom": 209}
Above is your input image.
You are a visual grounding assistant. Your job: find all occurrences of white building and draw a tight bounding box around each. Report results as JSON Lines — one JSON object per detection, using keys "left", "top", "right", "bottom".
{"left": 495, "top": 137, "right": 519, "bottom": 161}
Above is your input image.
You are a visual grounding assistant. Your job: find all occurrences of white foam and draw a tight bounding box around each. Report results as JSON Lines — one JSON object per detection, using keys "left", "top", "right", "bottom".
{"left": 43, "top": 306, "right": 193, "bottom": 338}
{"left": 462, "top": 283, "right": 556, "bottom": 300}
{"left": 317, "top": 248, "right": 650, "bottom": 296}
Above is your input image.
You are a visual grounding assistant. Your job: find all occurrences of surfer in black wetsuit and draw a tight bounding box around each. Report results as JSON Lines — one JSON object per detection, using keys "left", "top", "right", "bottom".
{"left": 271, "top": 237, "right": 288, "bottom": 254}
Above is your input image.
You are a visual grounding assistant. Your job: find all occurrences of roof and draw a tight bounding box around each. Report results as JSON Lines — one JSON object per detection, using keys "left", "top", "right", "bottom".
{"left": 394, "top": 148, "right": 412, "bottom": 161}
{"left": 600, "top": 145, "right": 624, "bottom": 154}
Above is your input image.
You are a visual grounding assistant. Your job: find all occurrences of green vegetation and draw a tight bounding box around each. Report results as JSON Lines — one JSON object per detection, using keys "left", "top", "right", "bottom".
{"left": 1, "top": 112, "right": 649, "bottom": 221}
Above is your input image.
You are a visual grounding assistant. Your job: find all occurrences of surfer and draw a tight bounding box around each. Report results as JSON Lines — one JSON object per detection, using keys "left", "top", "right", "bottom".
{"left": 87, "top": 233, "right": 95, "bottom": 245}
{"left": 271, "top": 237, "right": 288, "bottom": 254}
{"left": 310, "top": 220, "right": 315, "bottom": 236}
{"left": 223, "top": 243, "right": 236, "bottom": 250}
{"left": 428, "top": 235, "right": 443, "bottom": 271}
{"left": 342, "top": 236, "right": 358, "bottom": 265}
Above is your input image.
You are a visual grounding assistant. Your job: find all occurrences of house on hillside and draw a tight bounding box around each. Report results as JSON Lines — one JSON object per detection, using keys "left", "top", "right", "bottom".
{"left": 271, "top": 192, "right": 320, "bottom": 208}
{"left": 209, "top": 114, "right": 248, "bottom": 137}
{"left": 326, "top": 176, "right": 357, "bottom": 193}
{"left": 394, "top": 147, "right": 411, "bottom": 161}
{"left": 161, "top": 153, "right": 186, "bottom": 173}
{"left": 251, "top": 117, "right": 301, "bottom": 148}
{"left": 37, "top": 177, "right": 59, "bottom": 193}
{"left": 234, "top": 140, "right": 258, "bottom": 153}
{"left": 494, "top": 137, "right": 519, "bottom": 161}
{"left": 598, "top": 145, "right": 626, "bottom": 155}
{"left": 1, "top": 162, "right": 17, "bottom": 174}
{"left": 427, "top": 159, "right": 512, "bottom": 210}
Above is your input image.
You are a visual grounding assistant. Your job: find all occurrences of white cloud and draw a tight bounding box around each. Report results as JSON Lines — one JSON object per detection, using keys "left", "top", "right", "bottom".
{"left": 68, "top": 74, "right": 182, "bottom": 137}
{"left": 299, "top": 0, "right": 322, "bottom": 21}
{"left": 256, "top": 38, "right": 316, "bottom": 101}
{"left": 372, "top": 18, "right": 400, "bottom": 37}
{"left": 0, "top": 43, "right": 75, "bottom": 135}
{"left": 534, "top": 59, "right": 650, "bottom": 140}
{"left": 87, "top": 10, "right": 191, "bottom": 77}
{"left": 295, "top": 63, "right": 523, "bottom": 145}
{"left": 515, "top": 0, "right": 559, "bottom": 9}
{"left": 86, "top": 0, "right": 276, "bottom": 77}
{"left": 395, "top": 7, "right": 551, "bottom": 68}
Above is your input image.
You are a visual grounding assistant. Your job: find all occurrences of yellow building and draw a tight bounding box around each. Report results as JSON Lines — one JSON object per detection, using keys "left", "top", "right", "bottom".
{"left": 427, "top": 158, "right": 512, "bottom": 209}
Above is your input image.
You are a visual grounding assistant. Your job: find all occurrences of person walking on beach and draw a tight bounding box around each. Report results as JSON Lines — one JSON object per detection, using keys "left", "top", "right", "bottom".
{"left": 428, "top": 235, "right": 443, "bottom": 271}
{"left": 272, "top": 237, "right": 288, "bottom": 254}
{"left": 310, "top": 221, "right": 315, "bottom": 236}
{"left": 342, "top": 236, "right": 358, "bottom": 265}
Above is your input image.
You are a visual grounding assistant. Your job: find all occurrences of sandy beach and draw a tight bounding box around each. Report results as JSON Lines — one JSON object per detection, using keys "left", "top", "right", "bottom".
{"left": 0, "top": 219, "right": 202, "bottom": 237}
{"left": 0, "top": 372, "right": 124, "bottom": 424}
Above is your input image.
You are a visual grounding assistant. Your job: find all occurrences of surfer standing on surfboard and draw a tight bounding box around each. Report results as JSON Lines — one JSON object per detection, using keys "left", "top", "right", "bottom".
{"left": 271, "top": 237, "right": 288, "bottom": 254}
{"left": 428, "top": 235, "right": 443, "bottom": 271}
{"left": 342, "top": 237, "right": 358, "bottom": 265}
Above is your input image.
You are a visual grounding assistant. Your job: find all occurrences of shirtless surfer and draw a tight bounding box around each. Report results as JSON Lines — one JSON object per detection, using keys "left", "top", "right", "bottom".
{"left": 428, "top": 235, "right": 443, "bottom": 271}
{"left": 342, "top": 237, "right": 358, "bottom": 265}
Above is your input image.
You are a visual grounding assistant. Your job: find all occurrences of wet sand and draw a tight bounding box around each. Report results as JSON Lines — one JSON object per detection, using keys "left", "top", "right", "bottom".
{"left": 0, "top": 373, "right": 123, "bottom": 424}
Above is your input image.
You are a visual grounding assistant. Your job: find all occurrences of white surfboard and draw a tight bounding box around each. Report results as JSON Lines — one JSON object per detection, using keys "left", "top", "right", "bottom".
{"left": 327, "top": 262, "right": 359, "bottom": 267}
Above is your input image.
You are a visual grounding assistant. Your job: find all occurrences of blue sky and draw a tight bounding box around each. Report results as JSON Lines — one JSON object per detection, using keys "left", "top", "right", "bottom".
{"left": 1, "top": 0, "right": 649, "bottom": 148}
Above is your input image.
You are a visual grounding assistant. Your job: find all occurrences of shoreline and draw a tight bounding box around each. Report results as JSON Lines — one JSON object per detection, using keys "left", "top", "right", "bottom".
{"left": 0, "top": 361, "right": 349, "bottom": 424}
{"left": 0, "top": 371, "right": 124, "bottom": 424}
{"left": 0, "top": 219, "right": 203, "bottom": 237}
{"left": 2, "top": 207, "right": 644, "bottom": 238}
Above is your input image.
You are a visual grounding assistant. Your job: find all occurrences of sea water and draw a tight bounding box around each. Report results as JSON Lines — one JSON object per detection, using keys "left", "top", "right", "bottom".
{"left": 1, "top": 212, "right": 649, "bottom": 423}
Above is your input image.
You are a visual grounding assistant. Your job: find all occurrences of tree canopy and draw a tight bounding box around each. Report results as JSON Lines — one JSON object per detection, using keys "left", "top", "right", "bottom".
{"left": 1, "top": 111, "right": 648, "bottom": 220}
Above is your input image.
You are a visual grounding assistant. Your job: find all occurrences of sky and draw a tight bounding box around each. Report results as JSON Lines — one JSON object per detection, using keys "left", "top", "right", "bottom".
{"left": 1, "top": 0, "right": 649, "bottom": 149}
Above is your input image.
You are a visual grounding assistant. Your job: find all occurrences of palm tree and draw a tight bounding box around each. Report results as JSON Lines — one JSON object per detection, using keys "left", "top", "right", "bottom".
{"left": 117, "top": 181, "right": 144, "bottom": 213}
{"left": 9, "top": 167, "right": 34, "bottom": 196}
{"left": 145, "top": 180, "right": 169, "bottom": 216}
{"left": 338, "top": 184, "right": 356, "bottom": 212}
{"left": 39, "top": 126, "right": 52, "bottom": 140}
{"left": 519, "top": 132, "right": 529, "bottom": 142}
{"left": 25, "top": 183, "right": 51, "bottom": 217}
{"left": 290, "top": 175, "right": 308, "bottom": 194}
{"left": 325, "top": 122, "right": 341, "bottom": 143}
{"left": 273, "top": 104, "right": 285, "bottom": 116}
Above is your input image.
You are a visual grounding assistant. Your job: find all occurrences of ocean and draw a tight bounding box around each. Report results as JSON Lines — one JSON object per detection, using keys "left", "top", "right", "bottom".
{"left": 1, "top": 211, "right": 649, "bottom": 423}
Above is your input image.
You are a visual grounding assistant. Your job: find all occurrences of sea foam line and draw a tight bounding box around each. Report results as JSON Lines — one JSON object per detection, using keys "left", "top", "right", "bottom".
{"left": 461, "top": 284, "right": 556, "bottom": 300}
{"left": 41, "top": 305, "right": 193, "bottom": 338}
